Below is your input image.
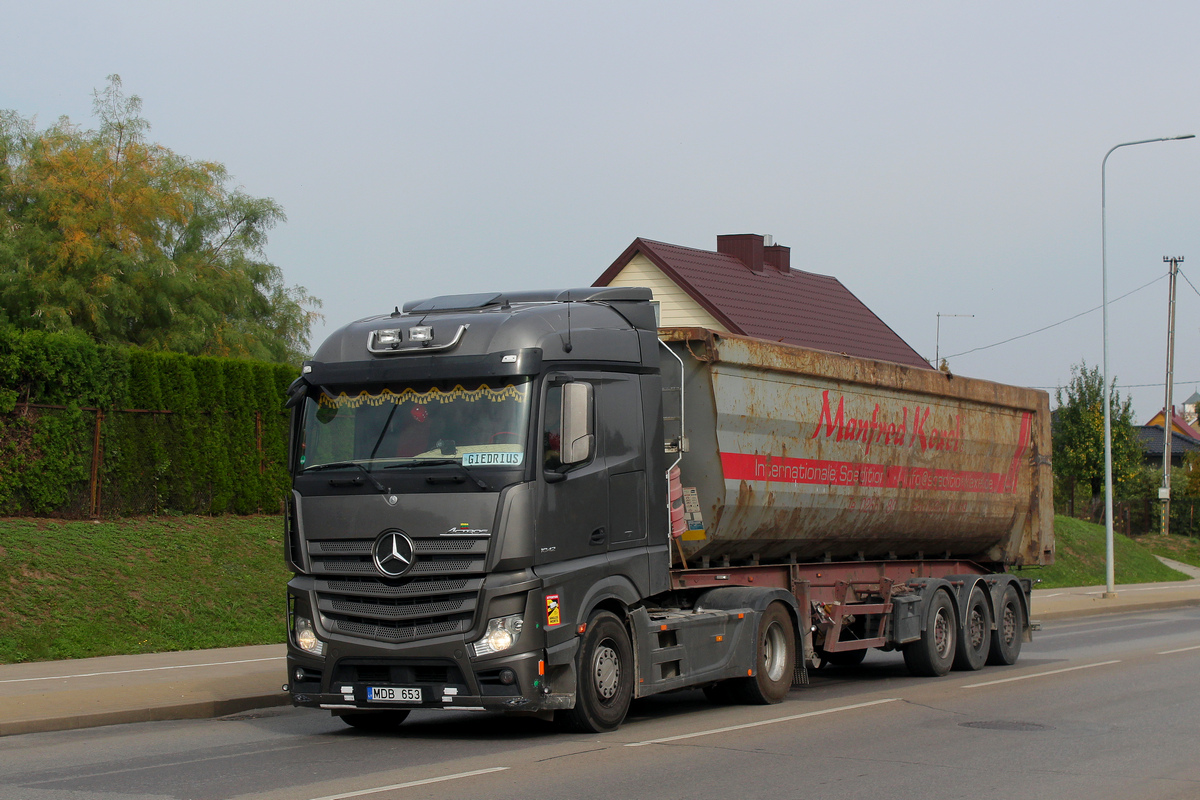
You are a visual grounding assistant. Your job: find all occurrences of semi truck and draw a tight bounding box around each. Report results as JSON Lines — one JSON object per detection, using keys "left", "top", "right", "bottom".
{"left": 283, "top": 287, "right": 1052, "bottom": 733}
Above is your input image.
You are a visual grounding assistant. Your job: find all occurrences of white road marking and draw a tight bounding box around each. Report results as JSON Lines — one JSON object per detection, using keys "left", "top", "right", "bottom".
{"left": 306, "top": 768, "right": 510, "bottom": 800}
{"left": 962, "top": 660, "right": 1121, "bottom": 688}
{"left": 625, "top": 698, "right": 898, "bottom": 747}
{"left": 0, "top": 657, "right": 284, "bottom": 684}
{"left": 1158, "top": 644, "right": 1200, "bottom": 655}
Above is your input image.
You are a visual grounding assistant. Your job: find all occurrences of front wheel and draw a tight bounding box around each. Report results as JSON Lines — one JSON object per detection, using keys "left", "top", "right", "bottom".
{"left": 903, "top": 590, "right": 956, "bottom": 677}
{"left": 561, "top": 611, "right": 634, "bottom": 733}
{"left": 731, "top": 602, "right": 795, "bottom": 704}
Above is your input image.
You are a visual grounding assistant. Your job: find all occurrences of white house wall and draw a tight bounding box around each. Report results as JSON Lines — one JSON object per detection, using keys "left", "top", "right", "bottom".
{"left": 606, "top": 253, "right": 728, "bottom": 331}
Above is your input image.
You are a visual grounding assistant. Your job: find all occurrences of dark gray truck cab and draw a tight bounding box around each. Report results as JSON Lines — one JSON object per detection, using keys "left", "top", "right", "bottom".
{"left": 284, "top": 288, "right": 676, "bottom": 730}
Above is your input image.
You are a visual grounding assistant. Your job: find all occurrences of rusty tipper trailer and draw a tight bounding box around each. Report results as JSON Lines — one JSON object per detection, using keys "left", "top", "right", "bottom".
{"left": 283, "top": 288, "right": 1052, "bottom": 733}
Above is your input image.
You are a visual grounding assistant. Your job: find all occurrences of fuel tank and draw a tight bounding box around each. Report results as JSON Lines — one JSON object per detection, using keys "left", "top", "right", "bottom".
{"left": 663, "top": 329, "right": 1053, "bottom": 569}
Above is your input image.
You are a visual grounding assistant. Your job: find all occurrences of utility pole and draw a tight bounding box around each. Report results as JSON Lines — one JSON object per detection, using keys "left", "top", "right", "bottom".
{"left": 1162, "top": 255, "right": 1183, "bottom": 536}
{"left": 934, "top": 313, "right": 974, "bottom": 369}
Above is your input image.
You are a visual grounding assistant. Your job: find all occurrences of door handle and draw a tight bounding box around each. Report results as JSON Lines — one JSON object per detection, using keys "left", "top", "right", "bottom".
{"left": 589, "top": 527, "right": 606, "bottom": 546}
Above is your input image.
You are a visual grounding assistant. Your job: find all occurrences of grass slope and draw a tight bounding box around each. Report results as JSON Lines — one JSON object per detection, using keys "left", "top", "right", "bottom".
{"left": 0, "top": 516, "right": 289, "bottom": 664}
{"left": 1136, "top": 532, "right": 1200, "bottom": 570}
{"left": 1024, "top": 515, "right": 1191, "bottom": 589}
{"left": 1, "top": 513, "right": 1195, "bottom": 664}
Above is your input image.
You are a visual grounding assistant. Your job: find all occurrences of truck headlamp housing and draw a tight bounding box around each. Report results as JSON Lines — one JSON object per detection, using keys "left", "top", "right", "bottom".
{"left": 471, "top": 614, "right": 524, "bottom": 657}
{"left": 294, "top": 616, "right": 326, "bottom": 656}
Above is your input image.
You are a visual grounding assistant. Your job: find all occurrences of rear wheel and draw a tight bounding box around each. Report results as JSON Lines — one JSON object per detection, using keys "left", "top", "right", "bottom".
{"left": 730, "top": 602, "right": 795, "bottom": 704}
{"left": 338, "top": 710, "right": 410, "bottom": 731}
{"left": 561, "top": 611, "right": 634, "bottom": 733}
{"left": 952, "top": 585, "right": 992, "bottom": 671}
{"left": 903, "top": 590, "right": 956, "bottom": 677}
{"left": 986, "top": 584, "right": 1024, "bottom": 666}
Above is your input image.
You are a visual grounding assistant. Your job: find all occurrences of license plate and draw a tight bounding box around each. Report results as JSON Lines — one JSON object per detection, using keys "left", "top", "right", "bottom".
{"left": 367, "top": 686, "right": 422, "bottom": 703}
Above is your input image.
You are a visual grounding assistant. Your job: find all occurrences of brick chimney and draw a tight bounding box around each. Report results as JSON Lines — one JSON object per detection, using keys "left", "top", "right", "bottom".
{"left": 764, "top": 244, "right": 790, "bottom": 274}
{"left": 717, "top": 234, "right": 765, "bottom": 273}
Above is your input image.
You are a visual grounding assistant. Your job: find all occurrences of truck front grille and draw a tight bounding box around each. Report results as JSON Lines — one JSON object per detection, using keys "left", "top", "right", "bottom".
{"left": 306, "top": 537, "right": 488, "bottom": 645}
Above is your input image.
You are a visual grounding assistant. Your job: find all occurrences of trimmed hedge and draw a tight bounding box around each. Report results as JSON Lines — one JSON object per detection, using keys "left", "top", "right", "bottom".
{"left": 0, "top": 328, "right": 295, "bottom": 517}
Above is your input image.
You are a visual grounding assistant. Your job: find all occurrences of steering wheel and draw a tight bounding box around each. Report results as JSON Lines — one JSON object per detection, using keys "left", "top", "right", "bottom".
{"left": 490, "top": 431, "right": 519, "bottom": 444}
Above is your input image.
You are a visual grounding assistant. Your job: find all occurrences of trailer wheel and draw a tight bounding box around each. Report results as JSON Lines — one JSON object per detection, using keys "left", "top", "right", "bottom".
{"left": 903, "top": 590, "right": 956, "bottom": 677}
{"left": 952, "top": 585, "right": 992, "bottom": 671}
{"left": 730, "top": 602, "right": 795, "bottom": 704}
{"left": 986, "top": 584, "right": 1024, "bottom": 666}
{"left": 561, "top": 611, "right": 633, "bottom": 733}
{"left": 338, "top": 710, "right": 410, "bottom": 731}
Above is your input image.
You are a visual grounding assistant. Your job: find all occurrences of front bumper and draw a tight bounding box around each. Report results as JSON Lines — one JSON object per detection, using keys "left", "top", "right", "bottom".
{"left": 287, "top": 640, "right": 576, "bottom": 714}
{"left": 289, "top": 688, "right": 575, "bottom": 713}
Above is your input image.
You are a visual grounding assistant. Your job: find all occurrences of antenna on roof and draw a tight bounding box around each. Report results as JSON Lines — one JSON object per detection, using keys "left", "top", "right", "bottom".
{"left": 563, "top": 299, "right": 573, "bottom": 353}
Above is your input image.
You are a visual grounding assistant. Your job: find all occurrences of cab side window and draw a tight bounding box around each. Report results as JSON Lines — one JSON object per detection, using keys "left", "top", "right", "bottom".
{"left": 543, "top": 384, "right": 563, "bottom": 470}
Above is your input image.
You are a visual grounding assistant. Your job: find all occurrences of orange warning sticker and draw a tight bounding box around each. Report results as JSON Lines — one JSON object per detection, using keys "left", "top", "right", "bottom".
{"left": 545, "top": 594, "right": 561, "bottom": 626}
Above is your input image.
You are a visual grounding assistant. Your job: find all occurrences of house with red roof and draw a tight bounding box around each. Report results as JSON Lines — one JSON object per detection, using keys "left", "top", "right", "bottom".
{"left": 1138, "top": 405, "right": 1200, "bottom": 468}
{"left": 593, "top": 233, "right": 932, "bottom": 370}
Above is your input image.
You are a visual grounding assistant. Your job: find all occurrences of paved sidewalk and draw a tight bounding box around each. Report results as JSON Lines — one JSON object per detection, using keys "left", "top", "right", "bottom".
{"left": 3, "top": 572, "right": 1200, "bottom": 738}
{"left": 0, "top": 644, "right": 287, "bottom": 737}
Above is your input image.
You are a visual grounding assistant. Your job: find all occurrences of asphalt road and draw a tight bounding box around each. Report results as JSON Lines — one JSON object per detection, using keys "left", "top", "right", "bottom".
{"left": 2, "top": 607, "right": 1199, "bottom": 800}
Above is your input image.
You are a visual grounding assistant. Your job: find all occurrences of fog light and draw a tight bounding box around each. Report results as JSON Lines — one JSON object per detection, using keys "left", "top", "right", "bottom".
{"left": 294, "top": 616, "right": 326, "bottom": 656}
{"left": 295, "top": 668, "right": 305, "bottom": 683}
{"left": 499, "top": 668, "right": 516, "bottom": 685}
{"left": 471, "top": 614, "right": 523, "bottom": 657}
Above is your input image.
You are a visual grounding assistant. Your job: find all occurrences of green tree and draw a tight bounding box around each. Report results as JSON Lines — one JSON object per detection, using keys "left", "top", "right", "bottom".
{"left": 1053, "top": 360, "right": 1143, "bottom": 517}
{"left": 0, "top": 76, "right": 320, "bottom": 364}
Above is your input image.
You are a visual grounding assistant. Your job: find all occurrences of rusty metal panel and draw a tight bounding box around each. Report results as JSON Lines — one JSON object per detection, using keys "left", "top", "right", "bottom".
{"left": 663, "top": 328, "right": 1053, "bottom": 569}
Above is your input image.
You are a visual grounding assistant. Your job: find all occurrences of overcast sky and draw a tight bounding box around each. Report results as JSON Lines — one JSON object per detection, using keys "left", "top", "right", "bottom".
{"left": 5, "top": 1, "right": 1200, "bottom": 419}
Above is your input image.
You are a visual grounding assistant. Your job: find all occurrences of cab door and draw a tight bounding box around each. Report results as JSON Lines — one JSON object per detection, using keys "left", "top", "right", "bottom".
{"left": 534, "top": 374, "right": 609, "bottom": 566}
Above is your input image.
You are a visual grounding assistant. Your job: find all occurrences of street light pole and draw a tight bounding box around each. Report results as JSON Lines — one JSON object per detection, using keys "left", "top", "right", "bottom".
{"left": 1101, "top": 135, "right": 1194, "bottom": 598}
{"left": 1161, "top": 255, "right": 1183, "bottom": 537}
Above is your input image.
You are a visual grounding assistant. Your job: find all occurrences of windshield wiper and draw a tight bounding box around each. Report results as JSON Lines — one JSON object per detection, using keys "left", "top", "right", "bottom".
{"left": 303, "top": 461, "right": 387, "bottom": 492}
{"left": 383, "top": 459, "right": 489, "bottom": 490}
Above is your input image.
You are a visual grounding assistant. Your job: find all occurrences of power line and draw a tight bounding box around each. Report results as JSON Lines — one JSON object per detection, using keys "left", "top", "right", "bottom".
{"left": 1032, "top": 379, "right": 1200, "bottom": 391}
{"left": 1177, "top": 265, "right": 1200, "bottom": 300}
{"left": 943, "top": 272, "right": 1168, "bottom": 360}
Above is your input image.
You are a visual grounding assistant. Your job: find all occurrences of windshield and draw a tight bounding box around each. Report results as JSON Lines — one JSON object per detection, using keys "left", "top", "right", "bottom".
{"left": 299, "top": 379, "right": 531, "bottom": 472}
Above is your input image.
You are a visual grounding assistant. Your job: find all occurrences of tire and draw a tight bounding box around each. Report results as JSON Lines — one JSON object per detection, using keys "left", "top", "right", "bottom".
{"left": 952, "top": 585, "right": 992, "bottom": 671}
{"left": 338, "top": 710, "right": 410, "bottom": 731}
{"left": 986, "top": 584, "right": 1024, "bottom": 666}
{"left": 730, "top": 602, "right": 795, "bottom": 704}
{"left": 817, "top": 646, "right": 867, "bottom": 669}
{"left": 561, "top": 611, "right": 634, "bottom": 733}
{"left": 903, "top": 590, "right": 956, "bottom": 677}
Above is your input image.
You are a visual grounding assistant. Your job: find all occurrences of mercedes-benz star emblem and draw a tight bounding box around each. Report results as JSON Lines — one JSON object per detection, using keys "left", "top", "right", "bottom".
{"left": 372, "top": 530, "right": 416, "bottom": 578}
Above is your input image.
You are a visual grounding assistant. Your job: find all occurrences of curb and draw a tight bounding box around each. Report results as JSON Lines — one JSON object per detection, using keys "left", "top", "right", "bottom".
{"left": 1033, "top": 596, "right": 1200, "bottom": 622}
{"left": 0, "top": 692, "right": 289, "bottom": 738}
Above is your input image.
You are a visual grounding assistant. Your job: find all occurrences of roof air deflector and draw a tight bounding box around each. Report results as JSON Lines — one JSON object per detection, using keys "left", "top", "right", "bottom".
{"left": 403, "top": 292, "right": 504, "bottom": 313}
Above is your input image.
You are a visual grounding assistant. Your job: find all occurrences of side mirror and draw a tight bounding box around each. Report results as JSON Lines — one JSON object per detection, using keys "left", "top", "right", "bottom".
{"left": 560, "top": 382, "right": 594, "bottom": 465}
{"left": 285, "top": 377, "right": 307, "bottom": 409}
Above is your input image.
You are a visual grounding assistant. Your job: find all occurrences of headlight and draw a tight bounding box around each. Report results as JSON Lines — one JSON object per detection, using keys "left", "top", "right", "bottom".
{"left": 471, "top": 614, "right": 524, "bottom": 657}
{"left": 294, "top": 616, "right": 326, "bottom": 656}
